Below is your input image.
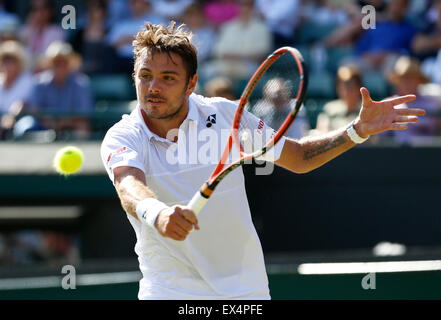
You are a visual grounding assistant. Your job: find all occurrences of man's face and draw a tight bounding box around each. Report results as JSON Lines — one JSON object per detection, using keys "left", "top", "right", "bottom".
{"left": 387, "top": 0, "right": 407, "bottom": 21}
{"left": 394, "top": 75, "right": 421, "bottom": 95}
{"left": 0, "top": 55, "right": 20, "bottom": 78}
{"left": 130, "top": 0, "right": 151, "bottom": 15}
{"left": 135, "top": 50, "right": 197, "bottom": 120}
{"left": 337, "top": 80, "right": 360, "bottom": 102}
{"left": 51, "top": 56, "right": 71, "bottom": 82}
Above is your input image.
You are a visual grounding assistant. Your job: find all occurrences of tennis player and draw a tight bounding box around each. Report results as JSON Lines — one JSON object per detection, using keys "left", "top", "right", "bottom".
{"left": 101, "top": 22, "right": 425, "bottom": 299}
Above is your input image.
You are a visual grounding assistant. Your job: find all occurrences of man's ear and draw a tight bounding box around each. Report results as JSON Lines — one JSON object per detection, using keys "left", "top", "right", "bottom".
{"left": 186, "top": 74, "right": 198, "bottom": 96}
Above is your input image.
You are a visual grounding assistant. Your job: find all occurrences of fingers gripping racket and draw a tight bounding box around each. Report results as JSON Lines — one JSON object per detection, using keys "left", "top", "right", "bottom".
{"left": 187, "top": 46, "right": 308, "bottom": 215}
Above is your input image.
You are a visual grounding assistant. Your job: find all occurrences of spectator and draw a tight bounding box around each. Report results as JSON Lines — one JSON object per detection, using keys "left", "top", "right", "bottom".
{"left": 180, "top": 2, "right": 217, "bottom": 63}
{"left": 203, "top": 0, "right": 240, "bottom": 28}
{"left": 106, "top": 0, "right": 131, "bottom": 27}
{"left": 418, "top": 0, "right": 441, "bottom": 84}
{"left": 322, "top": 1, "right": 367, "bottom": 48}
{"left": 322, "top": 1, "right": 388, "bottom": 49}
{"left": 204, "top": 76, "right": 236, "bottom": 100}
{"left": 352, "top": 0, "right": 418, "bottom": 73}
{"left": 387, "top": 56, "right": 441, "bottom": 144}
{"left": 255, "top": 0, "right": 300, "bottom": 48}
{"left": 18, "top": 0, "right": 66, "bottom": 70}
{"left": 19, "top": 41, "right": 93, "bottom": 139}
{"left": 0, "top": 0, "right": 18, "bottom": 22}
{"left": 411, "top": 0, "right": 441, "bottom": 60}
{"left": 0, "top": 13, "right": 19, "bottom": 43}
{"left": 10, "top": 231, "right": 46, "bottom": 265}
{"left": 107, "top": 0, "right": 166, "bottom": 74}
{"left": 0, "top": 0, "right": 19, "bottom": 41}
{"left": 202, "top": 0, "right": 272, "bottom": 82}
{"left": 253, "top": 77, "right": 309, "bottom": 139}
{"left": 301, "top": 0, "right": 350, "bottom": 26}
{"left": 70, "top": 0, "right": 118, "bottom": 74}
{"left": 151, "top": 0, "right": 194, "bottom": 21}
{"left": 0, "top": 41, "right": 33, "bottom": 140}
{"left": 422, "top": 48, "right": 441, "bottom": 84}
{"left": 315, "top": 65, "right": 362, "bottom": 133}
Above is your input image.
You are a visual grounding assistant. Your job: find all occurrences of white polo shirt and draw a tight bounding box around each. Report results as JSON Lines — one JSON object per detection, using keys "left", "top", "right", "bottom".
{"left": 101, "top": 93, "right": 286, "bottom": 300}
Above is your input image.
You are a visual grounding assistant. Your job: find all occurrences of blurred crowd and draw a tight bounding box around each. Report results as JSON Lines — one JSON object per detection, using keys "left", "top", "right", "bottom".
{"left": 1, "top": 0, "right": 441, "bottom": 268}
{"left": 0, "top": 231, "right": 79, "bottom": 267}
{"left": 0, "top": 0, "right": 440, "bottom": 145}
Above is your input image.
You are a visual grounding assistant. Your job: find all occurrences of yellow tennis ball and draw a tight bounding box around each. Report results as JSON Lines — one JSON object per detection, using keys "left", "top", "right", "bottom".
{"left": 53, "top": 146, "right": 84, "bottom": 175}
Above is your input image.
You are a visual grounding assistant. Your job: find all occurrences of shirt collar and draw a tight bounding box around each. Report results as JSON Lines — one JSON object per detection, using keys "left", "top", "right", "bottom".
{"left": 137, "top": 94, "right": 199, "bottom": 143}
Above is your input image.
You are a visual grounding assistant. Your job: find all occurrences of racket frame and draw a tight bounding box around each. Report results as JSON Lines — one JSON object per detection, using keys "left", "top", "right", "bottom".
{"left": 188, "top": 46, "right": 308, "bottom": 215}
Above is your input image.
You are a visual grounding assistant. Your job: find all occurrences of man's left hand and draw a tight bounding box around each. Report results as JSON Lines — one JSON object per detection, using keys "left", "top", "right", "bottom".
{"left": 353, "top": 87, "right": 426, "bottom": 138}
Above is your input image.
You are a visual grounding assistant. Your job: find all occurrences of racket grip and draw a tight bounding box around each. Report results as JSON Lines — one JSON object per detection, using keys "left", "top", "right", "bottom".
{"left": 187, "top": 191, "right": 208, "bottom": 216}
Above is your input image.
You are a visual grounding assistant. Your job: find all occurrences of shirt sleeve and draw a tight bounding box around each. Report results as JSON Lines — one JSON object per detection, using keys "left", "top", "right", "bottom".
{"left": 100, "top": 126, "right": 146, "bottom": 184}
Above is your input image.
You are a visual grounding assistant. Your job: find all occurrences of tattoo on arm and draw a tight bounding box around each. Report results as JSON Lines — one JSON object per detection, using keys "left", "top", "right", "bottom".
{"left": 303, "top": 135, "right": 347, "bottom": 160}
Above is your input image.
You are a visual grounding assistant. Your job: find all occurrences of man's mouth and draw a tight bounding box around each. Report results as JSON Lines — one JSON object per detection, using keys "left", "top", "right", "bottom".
{"left": 146, "top": 97, "right": 166, "bottom": 104}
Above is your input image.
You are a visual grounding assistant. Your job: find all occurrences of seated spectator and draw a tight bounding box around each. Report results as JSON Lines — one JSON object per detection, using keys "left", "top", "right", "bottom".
{"left": 255, "top": 0, "right": 300, "bottom": 48}
{"left": 411, "top": 0, "right": 441, "bottom": 60}
{"left": 422, "top": 48, "right": 441, "bottom": 84}
{"left": 201, "top": 0, "right": 272, "bottom": 83}
{"left": 0, "top": 12, "right": 19, "bottom": 42}
{"left": 301, "top": 0, "right": 350, "bottom": 26}
{"left": 180, "top": 2, "right": 217, "bottom": 63}
{"left": 70, "top": 0, "right": 118, "bottom": 74}
{"left": 253, "top": 77, "right": 309, "bottom": 139}
{"left": 107, "top": 0, "right": 166, "bottom": 74}
{"left": 0, "top": 0, "right": 19, "bottom": 41}
{"left": 0, "top": 41, "right": 33, "bottom": 140}
{"left": 0, "top": 0, "right": 18, "bottom": 22}
{"left": 322, "top": 1, "right": 368, "bottom": 48}
{"left": 416, "top": 0, "right": 441, "bottom": 83}
{"left": 351, "top": 0, "right": 418, "bottom": 73}
{"left": 387, "top": 56, "right": 441, "bottom": 144}
{"left": 19, "top": 0, "right": 66, "bottom": 70}
{"left": 315, "top": 65, "right": 362, "bottom": 133}
{"left": 203, "top": 0, "right": 240, "bottom": 28}
{"left": 204, "top": 76, "right": 236, "bottom": 100}
{"left": 18, "top": 41, "right": 94, "bottom": 139}
{"left": 151, "top": 0, "right": 194, "bottom": 21}
{"left": 106, "top": 0, "right": 131, "bottom": 27}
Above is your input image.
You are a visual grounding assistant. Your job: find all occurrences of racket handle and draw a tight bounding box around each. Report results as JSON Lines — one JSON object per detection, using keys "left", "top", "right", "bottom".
{"left": 187, "top": 191, "right": 208, "bottom": 216}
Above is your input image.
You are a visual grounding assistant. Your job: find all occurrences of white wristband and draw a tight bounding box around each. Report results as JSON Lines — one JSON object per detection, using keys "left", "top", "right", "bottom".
{"left": 136, "top": 198, "right": 168, "bottom": 228}
{"left": 346, "top": 122, "right": 369, "bottom": 144}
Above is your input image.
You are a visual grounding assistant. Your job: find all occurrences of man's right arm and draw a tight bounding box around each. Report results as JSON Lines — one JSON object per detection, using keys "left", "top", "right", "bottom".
{"left": 113, "top": 166, "right": 155, "bottom": 217}
{"left": 113, "top": 166, "right": 199, "bottom": 241}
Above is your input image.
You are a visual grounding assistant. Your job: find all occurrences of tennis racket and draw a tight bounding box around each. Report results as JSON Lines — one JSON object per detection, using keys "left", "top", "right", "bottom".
{"left": 187, "top": 46, "right": 308, "bottom": 215}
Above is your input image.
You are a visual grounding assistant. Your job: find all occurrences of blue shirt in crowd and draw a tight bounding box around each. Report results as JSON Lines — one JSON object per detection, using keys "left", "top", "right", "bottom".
{"left": 28, "top": 71, "right": 93, "bottom": 114}
{"left": 355, "top": 20, "right": 418, "bottom": 56}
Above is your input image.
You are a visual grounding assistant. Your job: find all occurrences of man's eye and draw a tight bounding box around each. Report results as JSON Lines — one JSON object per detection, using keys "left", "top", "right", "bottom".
{"left": 164, "top": 76, "right": 175, "bottom": 81}
{"left": 141, "top": 74, "right": 151, "bottom": 79}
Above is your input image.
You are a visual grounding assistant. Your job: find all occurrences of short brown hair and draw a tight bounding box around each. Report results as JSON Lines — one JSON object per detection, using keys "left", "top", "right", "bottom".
{"left": 132, "top": 21, "right": 198, "bottom": 80}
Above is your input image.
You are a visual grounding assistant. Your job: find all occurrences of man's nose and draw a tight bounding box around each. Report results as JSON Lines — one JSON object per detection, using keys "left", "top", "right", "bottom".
{"left": 148, "top": 78, "right": 162, "bottom": 93}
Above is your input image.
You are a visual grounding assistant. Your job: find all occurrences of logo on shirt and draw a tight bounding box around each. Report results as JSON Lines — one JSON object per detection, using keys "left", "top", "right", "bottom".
{"left": 206, "top": 114, "right": 216, "bottom": 128}
{"left": 257, "top": 120, "right": 264, "bottom": 134}
{"left": 106, "top": 146, "right": 127, "bottom": 165}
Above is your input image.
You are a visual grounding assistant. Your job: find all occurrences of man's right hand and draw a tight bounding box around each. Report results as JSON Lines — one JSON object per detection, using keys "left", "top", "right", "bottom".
{"left": 155, "top": 205, "right": 199, "bottom": 241}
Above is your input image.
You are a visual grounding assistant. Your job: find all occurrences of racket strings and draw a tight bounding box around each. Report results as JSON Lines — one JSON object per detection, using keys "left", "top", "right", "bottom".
{"left": 238, "top": 53, "right": 302, "bottom": 155}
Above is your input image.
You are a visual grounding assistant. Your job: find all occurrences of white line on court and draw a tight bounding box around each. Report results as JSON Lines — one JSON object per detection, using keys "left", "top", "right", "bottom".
{"left": 0, "top": 271, "right": 142, "bottom": 290}
{"left": 297, "top": 260, "right": 441, "bottom": 275}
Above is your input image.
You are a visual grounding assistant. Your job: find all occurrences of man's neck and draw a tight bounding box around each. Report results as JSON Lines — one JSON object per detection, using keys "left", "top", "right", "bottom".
{"left": 54, "top": 76, "right": 68, "bottom": 86}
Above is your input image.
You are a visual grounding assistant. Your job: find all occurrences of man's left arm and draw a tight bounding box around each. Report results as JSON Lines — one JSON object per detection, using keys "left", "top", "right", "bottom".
{"left": 275, "top": 87, "right": 426, "bottom": 173}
